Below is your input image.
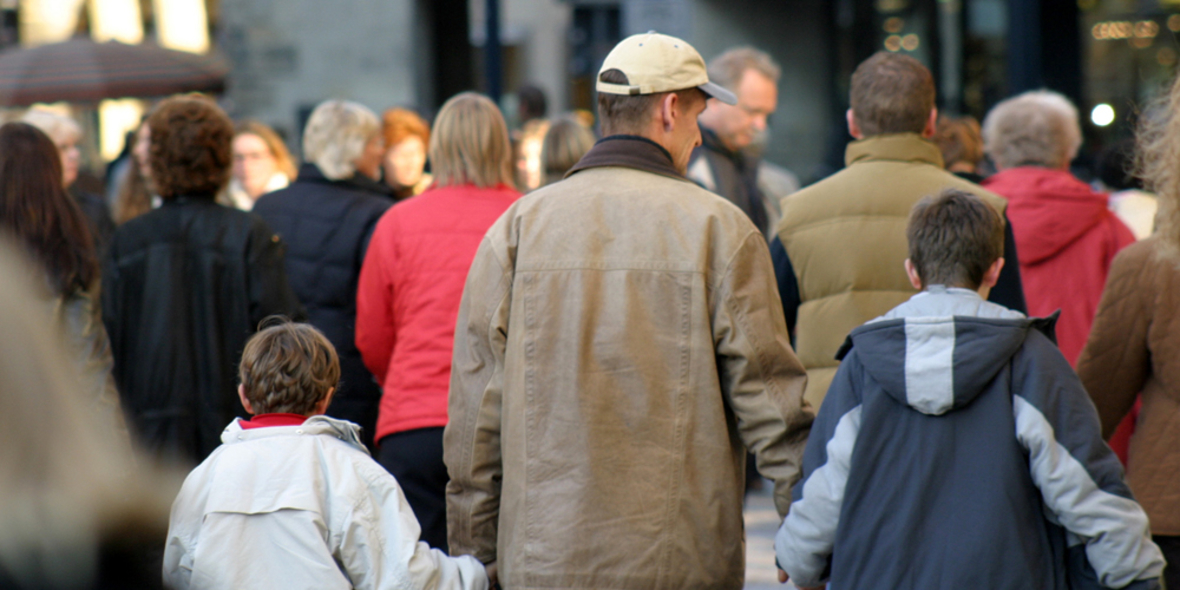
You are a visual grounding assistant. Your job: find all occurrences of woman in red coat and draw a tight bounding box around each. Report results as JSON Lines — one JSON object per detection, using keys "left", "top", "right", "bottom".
{"left": 981, "top": 90, "right": 1135, "bottom": 366}
{"left": 356, "top": 92, "right": 520, "bottom": 551}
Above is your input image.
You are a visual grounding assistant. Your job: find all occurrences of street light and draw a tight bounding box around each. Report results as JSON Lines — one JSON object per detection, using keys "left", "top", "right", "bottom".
{"left": 1091, "top": 103, "right": 1115, "bottom": 127}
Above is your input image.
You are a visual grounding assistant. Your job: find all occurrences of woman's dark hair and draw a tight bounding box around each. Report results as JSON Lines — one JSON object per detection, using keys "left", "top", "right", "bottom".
{"left": 147, "top": 95, "right": 234, "bottom": 199}
{"left": 0, "top": 122, "right": 97, "bottom": 295}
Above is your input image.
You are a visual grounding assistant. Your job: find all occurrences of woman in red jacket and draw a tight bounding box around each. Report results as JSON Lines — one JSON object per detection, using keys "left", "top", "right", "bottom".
{"left": 356, "top": 92, "right": 520, "bottom": 551}
{"left": 981, "top": 90, "right": 1135, "bottom": 366}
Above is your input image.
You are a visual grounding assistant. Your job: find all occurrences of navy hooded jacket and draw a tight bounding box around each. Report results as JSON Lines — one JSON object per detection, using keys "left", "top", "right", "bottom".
{"left": 775, "top": 287, "right": 1163, "bottom": 590}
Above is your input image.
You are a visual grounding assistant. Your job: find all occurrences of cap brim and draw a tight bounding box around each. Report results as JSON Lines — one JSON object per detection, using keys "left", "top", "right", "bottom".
{"left": 699, "top": 82, "right": 737, "bottom": 105}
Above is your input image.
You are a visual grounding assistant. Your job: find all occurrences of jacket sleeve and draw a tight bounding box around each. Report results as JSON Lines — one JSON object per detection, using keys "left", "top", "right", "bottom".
{"left": 774, "top": 351, "right": 864, "bottom": 588}
{"left": 443, "top": 228, "right": 513, "bottom": 564}
{"left": 988, "top": 212, "right": 1027, "bottom": 314}
{"left": 769, "top": 235, "right": 800, "bottom": 339}
{"left": 713, "top": 230, "right": 814, "bottom": 517}
{"left": 338, "top": 472, "right": 489, "bottom": 590}
{"left": 356, "top": 215, "right": 398, "bottom": 386}
{"left": 1076, "top": 247, "right": 1150, "bottom": 439}
{"left": 1012, "top": 331, "right": 1164, "bottom": 589}
{"left": 246, "top": 220, "right": 306, "bottom": 325}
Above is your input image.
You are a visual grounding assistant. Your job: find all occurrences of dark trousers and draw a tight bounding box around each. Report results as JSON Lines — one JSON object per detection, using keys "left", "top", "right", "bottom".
{"left": 1156, "top": 535, "right": 1180, "bottom": 589}
{"left": 378, "top": 427, "right": 448, "bottom": 552}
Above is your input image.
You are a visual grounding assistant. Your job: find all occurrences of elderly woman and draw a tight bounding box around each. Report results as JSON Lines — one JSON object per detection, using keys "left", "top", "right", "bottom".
{"left": 381, "top": 108, "right": 433, "bottom": 199}
{"left": 356, "top": 92, "right": 520, "bottom": 550}
{"left": 22, "top": 109, "right": 116, "bottom": 252}
{"left": 102, "top": 96, "right": 303, "bottom": 465}
{"left": 1077, "top": 73, "right": 1180, "bottom": 590}
{"left": 981, "top": 91, "right": 1134, "bottom": 365}
{"left": 228, "top": 120, "right": 297, "bottom": 210}
{"left": 253, "top": 100, "right": 392, "bottom": 452}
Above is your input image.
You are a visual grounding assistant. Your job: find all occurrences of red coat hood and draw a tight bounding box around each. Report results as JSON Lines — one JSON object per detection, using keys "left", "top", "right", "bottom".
{"left": 983, "top": 167, "right": 1112, "bottom": 264}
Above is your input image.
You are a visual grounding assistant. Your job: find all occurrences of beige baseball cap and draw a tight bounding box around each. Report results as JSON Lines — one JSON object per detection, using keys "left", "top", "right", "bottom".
{"left": 596, "top": 32, "right": 738, "bottom": 105}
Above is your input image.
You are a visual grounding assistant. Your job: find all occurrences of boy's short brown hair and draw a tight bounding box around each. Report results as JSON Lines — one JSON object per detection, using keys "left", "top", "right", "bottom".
{"left": 907, "top": 189, "right": 1004, "bottom": 289}
{"left": 238, "top": 319, "right": 340, "bottom": 415}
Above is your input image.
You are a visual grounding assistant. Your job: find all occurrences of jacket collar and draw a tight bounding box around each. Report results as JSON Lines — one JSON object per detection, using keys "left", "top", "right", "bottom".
{"left": 221, "top": 415, "right": 370, "bottom": 455}
{"left": 845, "top": 133, "right": 944, "bottom": 168}
{"left": 295, "top": 163, "right": 396, "bottom": 198}
{"left": 566, "top": 135, "right": 686, "bottom": 181}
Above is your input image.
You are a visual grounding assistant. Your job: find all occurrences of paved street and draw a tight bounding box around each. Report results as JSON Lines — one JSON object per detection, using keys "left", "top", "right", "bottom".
{"left": 744, "top": 483, "right": 799, "bottom": 590}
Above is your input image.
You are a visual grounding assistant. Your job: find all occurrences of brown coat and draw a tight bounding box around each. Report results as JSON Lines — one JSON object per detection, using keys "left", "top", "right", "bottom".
{"left": 445, "top": 138, "right": 814, "bottom": 589}
{"left": 1077, "top": 237, "right": 1180, "bottom": 535}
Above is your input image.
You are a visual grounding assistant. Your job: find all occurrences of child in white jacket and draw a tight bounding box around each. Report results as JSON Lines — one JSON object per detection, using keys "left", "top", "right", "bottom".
{"left": 163, "top": 320, "right": 489, "bottom": 590}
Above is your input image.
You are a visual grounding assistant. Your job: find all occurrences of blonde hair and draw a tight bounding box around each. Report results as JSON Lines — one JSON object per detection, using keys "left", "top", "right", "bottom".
{"left": 21, "top": 109, "right": 82, "bottom": 146}
{"left": 302, "top": 100, "right": 380, "bottom": 180}
{"left": 541, "top": 116, "right": 596, "bottom": 186}
{"left": 235, "top": 120, "right": 297, "bottom": 180}
{"left": 983, "top": 90, "right": 1082, "bottom": 170}
{"left": 239, "top": 319, "right": 341, "bottom": 415}
{"left": 1136, "top": 75, "right": 1180, "bottom": 255}
{"left": 430, "top": 92, "right": 515, "bottom": 189}
{"left": 0, "top": 241, "right": 177, "bottom": 586}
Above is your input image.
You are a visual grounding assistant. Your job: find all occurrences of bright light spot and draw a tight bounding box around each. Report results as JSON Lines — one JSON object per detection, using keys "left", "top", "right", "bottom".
{"left": 884, "top": 35, "right": 902, "bottom": 52}
{"left": 883, "top": 17, "right": 904, "bottom": 34}
{"left": 1169, "top": 14, "right": 1180, "bottom": 32}
{"left": 1091, "top": 104, "right": 1116, "bottom": 127}
{"left": 901, "top": 34, "right": 920, "bottom": 51}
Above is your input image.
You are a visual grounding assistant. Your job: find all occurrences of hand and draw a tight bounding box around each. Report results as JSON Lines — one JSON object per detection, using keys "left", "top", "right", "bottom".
{"left": 485, "top": 561, "right": 499, "bottom": 588}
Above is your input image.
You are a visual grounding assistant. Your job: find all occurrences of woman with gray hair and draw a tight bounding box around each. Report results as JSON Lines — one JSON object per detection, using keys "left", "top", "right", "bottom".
{"left": 252, "top": 100, "right": 393, "bottom": 452}
{"left": 980, "top": 90, "right": 1134, "bottom": 367}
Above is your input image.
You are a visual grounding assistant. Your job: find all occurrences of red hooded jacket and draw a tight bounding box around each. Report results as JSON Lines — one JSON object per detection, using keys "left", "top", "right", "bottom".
{"left": 983, "top": 167, "right": 1134, "bottom": 365}
{"left": 356, "top": 184, "right": 520, "bottom": 443}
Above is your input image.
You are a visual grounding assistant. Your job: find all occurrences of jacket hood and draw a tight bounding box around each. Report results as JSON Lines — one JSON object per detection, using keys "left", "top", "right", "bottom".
{"left": 983, "top": 167, "right": 1111, "bottom": 264}
{"left": 839, "top": 287, "right": 1052, "bottom": 415}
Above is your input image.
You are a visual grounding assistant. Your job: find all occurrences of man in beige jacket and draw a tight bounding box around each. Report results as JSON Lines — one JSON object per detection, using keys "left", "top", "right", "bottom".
{"left": 445, "top": 32, "right": 814, "bottom": 590}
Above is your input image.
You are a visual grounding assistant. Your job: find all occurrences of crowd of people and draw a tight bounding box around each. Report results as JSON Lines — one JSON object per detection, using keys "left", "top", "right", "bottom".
{"left": 0, "top": 27, "right": 1177, "bottom": 590}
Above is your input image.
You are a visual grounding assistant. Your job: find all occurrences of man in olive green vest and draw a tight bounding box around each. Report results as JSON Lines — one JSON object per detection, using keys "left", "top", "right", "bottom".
{"left": 770, "top": 52, "right": 1026, "bottom": 409}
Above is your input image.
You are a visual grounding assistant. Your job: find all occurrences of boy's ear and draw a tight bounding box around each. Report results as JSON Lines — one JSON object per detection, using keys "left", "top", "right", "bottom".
{"left": 903, "top": 258, "right": 923, "bottom": 290}
{"left": 238, "top": 384, "right": 256, "bottom": 416}
{"left": 313, "top": 387, "right": 336, "bottom": 416}
{"left": 982, "top": 257, "right": 1005, "bottom": 289}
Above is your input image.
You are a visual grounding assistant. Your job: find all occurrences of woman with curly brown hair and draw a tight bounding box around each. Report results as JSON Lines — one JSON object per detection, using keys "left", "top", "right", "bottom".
{"left": 1077, "top": 74, "right": 1180, "bottom": 590}
{"left": 102, "top": 95, "right": 303, "bottom": 465}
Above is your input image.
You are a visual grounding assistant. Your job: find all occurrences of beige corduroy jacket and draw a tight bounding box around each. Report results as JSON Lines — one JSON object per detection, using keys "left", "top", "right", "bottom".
{"left": 445, "top": 138, "right": 814, "bottom": 590}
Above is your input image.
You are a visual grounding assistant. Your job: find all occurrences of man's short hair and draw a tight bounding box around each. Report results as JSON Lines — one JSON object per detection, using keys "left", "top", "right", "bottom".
{"left": 850, "top": 52, "right": 935, "bottom": 136}
{"left": 907, "top": 189, "right": 1004, "bottom": 289}
{"left": 707, "top": 47, "right": 781, "bottom": 90}
{"left": 982, "top": 90, "right": 1082, "bottom": 170}
{"left": 239, "top": 319, "right": 341, "bottom": 415}
{"left": 596, "top": 69, "right": 701, "bottom": 136}
{"left": 146, "top": 95, "right": 234, "bottom": 199}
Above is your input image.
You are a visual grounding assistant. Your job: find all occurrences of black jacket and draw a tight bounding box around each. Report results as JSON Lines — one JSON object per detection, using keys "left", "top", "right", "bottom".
{"left": 252, "top": 164, "right": 392, "bottom": 449}
{"left": 689, "top": 126, "right": 770, "bottom": 235}
{"left": 102, "top": 197, "right": 303, "bottom": 464}
{"left": 70, "top": 187, "right": 116, "bottom": 257}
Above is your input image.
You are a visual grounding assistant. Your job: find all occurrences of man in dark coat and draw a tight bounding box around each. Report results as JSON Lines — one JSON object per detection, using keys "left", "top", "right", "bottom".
{"left": 253, "top": 99, "right": 392, "bottom": 452}
{"left": 103, "top": 96, "right": 303, "bottom": 465}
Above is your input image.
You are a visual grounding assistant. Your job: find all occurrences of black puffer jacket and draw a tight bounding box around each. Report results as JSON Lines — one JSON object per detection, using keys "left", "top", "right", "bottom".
{"left": 252, "top": 164, "right": 392, "bottom": 449}
{"left": 102, "top": 197, "right": 303, "bottom": 464}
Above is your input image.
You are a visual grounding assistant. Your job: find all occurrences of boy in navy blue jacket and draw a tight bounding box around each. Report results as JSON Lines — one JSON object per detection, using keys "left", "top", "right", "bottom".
{"left": 775, "top": 189, "right": 1164, "bottom": 590}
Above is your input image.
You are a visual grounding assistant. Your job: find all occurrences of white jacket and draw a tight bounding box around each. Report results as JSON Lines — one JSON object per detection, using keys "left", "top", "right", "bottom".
{"left": 163, "top": 416, "right": 488, "bottom": 590}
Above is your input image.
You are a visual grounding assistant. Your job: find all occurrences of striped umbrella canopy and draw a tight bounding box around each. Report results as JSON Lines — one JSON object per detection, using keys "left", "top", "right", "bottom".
{"left": 0, "top": 38, "right": 229, "bottom": 106}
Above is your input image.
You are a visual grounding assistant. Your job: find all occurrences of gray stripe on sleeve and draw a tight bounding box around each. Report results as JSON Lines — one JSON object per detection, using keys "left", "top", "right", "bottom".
{"left": 775, "top": 405, "right": 863, "bottom": 588}
{"left": 1013, "top": 395, "right": 1164, "bottom": 587}
{"left": 904, "top": 317, "right": 955, "bottom": 415}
